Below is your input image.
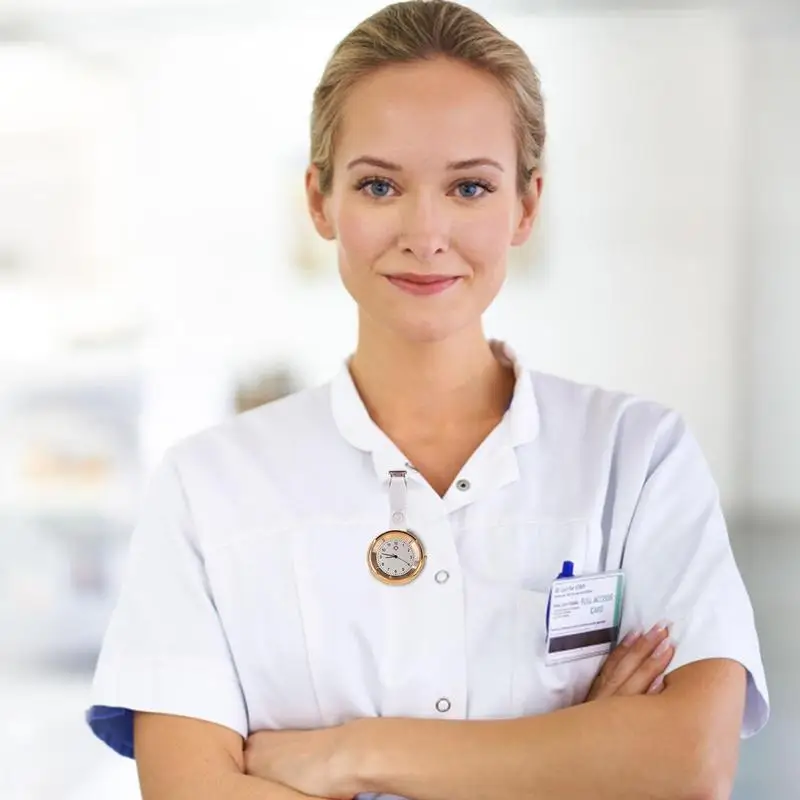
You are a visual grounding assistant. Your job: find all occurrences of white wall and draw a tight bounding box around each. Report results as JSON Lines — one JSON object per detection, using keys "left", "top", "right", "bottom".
{"left": 745, "top": 26, "right": 800, "bottom": 517}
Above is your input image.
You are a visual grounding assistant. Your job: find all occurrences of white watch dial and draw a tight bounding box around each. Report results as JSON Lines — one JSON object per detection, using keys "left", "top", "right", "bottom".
{"left": 377, "top": 537, "right": 417, "bottom": 577}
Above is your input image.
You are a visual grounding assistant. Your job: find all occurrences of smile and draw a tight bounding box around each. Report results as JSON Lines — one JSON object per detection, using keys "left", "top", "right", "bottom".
{"left": 385, "top": 274, "right": 461, "bottom": 296}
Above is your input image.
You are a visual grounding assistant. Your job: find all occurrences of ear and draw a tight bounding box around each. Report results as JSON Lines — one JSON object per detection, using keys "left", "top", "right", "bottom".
{"left": 510, "top": 171, "right": 543, "bottom": 247}
{"left": 305, "top": 164, "right": 336, "bottom": 241}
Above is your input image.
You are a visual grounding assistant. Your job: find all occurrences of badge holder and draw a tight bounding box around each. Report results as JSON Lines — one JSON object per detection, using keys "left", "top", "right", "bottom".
{"left": 366, "top": 470, "right": 426, "bottom": 585}
{"left": 545, "top": 560, "right": 625, "bottom": 665}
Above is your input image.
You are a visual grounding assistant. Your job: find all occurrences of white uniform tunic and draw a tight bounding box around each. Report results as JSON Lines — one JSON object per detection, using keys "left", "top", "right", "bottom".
{"left": 86, "top": 341, "right": 769, "bottom": 772}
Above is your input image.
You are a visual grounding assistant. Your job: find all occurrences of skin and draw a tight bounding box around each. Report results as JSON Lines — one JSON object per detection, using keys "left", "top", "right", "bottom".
{"left": 307, "top": 56, "right": 540, "bottom": 345}
{"left": 133, "top": 55, "right": 746, "bottom": 800}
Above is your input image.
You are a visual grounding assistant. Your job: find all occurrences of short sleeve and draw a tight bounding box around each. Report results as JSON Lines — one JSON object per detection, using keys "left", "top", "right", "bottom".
{"left": 85, "top": 447, "right": 248, "bottom": 758}
{"left": 620, "top": 414, "right": 769, "bottom": 738}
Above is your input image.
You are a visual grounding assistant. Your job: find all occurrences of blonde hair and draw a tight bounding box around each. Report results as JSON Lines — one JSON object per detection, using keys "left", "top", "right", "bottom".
{"left": 310, "top": 0, "right": 546, "bottom": 196}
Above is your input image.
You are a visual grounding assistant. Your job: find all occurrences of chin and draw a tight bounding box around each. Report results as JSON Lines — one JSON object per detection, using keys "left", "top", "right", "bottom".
{"left": 387, "top": 314, "right": 472, "bottom": 344}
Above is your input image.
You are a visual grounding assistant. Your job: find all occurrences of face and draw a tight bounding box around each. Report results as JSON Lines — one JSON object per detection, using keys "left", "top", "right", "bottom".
{"left": 306, "top": 56, "right": 541, "bottom": 344}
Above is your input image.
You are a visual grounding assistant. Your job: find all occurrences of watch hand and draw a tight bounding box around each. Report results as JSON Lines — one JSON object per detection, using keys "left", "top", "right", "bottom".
{"left": 383, "top": 552, "right": 412, "bottom": 567}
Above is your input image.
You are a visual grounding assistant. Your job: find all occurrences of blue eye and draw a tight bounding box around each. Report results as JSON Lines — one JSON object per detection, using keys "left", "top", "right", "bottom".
{"left": 361, "top": 179, "right": 393, "bottom": 198}
{"left": 356, "top": 177, "right": 494, "bottom": 199}
{"left": 457, "top": 181, "right": 491, "bottom": 199}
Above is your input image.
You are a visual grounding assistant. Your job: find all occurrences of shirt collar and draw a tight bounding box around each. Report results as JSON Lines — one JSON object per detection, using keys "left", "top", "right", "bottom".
{"left": 330, "top": 339, "right": 539, "bottom": 469}
{"left": 491, "top": 339, "right": 539, "bottom": 449}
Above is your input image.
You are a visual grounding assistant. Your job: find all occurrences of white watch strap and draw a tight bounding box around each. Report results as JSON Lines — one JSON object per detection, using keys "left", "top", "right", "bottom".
{"left": 388, "top": 470, "right": 408, "bottom": 529}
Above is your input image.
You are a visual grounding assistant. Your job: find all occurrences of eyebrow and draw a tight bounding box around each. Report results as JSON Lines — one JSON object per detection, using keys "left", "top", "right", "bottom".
{"left": 346, "top": 156, "right": 504, "bottom": 172}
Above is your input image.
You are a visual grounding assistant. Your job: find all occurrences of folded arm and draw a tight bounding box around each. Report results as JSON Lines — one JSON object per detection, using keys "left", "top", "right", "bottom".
{"left": 346, "top": 659, "right": 746, "bottom": 800}
{"left": 133, "top": 712, "right": 326, "bottom": 800}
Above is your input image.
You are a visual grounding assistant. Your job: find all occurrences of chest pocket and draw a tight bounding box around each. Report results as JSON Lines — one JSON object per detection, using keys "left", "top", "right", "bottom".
{"left": 510, "top": 520, "right": 607, "bottom": 715}
{"left": 456, "top": 518, "right": 609, "bottom": 717}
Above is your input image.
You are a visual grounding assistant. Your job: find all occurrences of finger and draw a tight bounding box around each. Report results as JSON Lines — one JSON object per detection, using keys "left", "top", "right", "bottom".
{"left": 584, "top": 630, "right": 643, "bottom": 701}
{"left": 593, "top": 621, "right": 671, "bottom": 697}
{"left": 617, "top": 637, "right": 675, "bottom": 696}
{"left": 604, "top": 630, "right": 644, "bottom": 674}
{"left": 647, "top": 674, "right": 666, "bottom": 695}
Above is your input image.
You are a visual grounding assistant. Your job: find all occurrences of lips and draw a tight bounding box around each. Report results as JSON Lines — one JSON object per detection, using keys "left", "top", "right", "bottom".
{"left": 385, "top": 273, "right": 461, "bottom": 296}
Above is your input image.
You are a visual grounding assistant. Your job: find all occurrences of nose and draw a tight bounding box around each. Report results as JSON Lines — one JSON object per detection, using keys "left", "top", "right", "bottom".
{"left": 396, "top": 193, "right": 450, "bottom": 262}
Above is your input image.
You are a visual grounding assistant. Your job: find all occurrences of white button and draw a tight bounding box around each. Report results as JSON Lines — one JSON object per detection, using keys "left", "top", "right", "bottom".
{"left": 435, "top": 698, "right": 451, "bottom": 713}
{"left": 435, "top": 570, "right": 450, "bottom": 584}
{"left": 392, "top": 511, "right": 404, "bottom": 524}
{"left": 455, "top": 479, "right": 471, "bottom": 492}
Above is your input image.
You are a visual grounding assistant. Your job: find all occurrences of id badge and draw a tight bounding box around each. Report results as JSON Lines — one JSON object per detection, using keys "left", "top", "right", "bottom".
{"left": 545, "top": 568, "right": 625, "bottom": 665}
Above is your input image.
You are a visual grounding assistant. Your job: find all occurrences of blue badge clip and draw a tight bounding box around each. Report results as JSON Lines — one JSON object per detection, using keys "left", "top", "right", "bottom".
{"left": 545, "top": 559, "right": 575, "bottom": 635}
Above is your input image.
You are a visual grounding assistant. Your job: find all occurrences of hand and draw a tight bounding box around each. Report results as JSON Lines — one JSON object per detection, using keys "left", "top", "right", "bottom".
{"left": 244, "top": 724, "right": 357, "bottom": 800}
{"left": 585, "top": 621, "right": 674, "bottom": 701}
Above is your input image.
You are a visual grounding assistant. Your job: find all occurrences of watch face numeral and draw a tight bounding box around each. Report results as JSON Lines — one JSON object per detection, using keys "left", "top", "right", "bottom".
{"left": 370, "top": 531, "right": 424, "bottom": 583}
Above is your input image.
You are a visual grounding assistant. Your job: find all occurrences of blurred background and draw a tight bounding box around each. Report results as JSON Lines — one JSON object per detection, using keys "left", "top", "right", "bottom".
{"left": 0, "top": 0, "right": 797, "bottom": 796}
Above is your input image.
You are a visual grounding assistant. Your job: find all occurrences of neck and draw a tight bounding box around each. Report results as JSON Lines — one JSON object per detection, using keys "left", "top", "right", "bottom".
{"left": 348, "top": 318, "right": 516, "bottom": 436}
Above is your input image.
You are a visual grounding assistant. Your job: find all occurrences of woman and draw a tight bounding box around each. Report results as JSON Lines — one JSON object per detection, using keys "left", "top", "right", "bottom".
{"left": 87, "top": 2, "right": 768, "bottom": 798}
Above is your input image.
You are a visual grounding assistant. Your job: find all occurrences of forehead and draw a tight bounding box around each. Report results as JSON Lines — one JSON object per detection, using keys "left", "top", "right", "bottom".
{"left": 335, "top": 57, "right": 517, "bottom": 168}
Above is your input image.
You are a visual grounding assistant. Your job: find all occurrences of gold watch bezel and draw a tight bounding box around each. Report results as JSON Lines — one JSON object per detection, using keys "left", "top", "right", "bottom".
{"left": 367, "top": 529, "right": 426, "bottom": 585}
